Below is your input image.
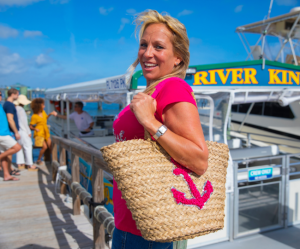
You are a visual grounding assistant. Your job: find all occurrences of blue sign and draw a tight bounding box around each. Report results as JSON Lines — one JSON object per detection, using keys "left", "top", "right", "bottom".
{"left": 248, "top": 167, "right": 273, "bottom": 181}
{"left": 190, "top": 64, "right": 300, "bottom": 87}
{"left": 132, "top": 60, "right": 300, "bottom": 89}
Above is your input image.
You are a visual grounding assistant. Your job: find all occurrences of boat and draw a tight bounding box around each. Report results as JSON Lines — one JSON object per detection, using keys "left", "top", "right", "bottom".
{"left": 230, "top": 7, "right": 300, "bottom": 153}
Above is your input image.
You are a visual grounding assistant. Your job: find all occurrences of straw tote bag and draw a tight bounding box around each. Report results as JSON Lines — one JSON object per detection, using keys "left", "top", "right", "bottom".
{"left": 101, "top": 127, "right": 229, "bottom": 242}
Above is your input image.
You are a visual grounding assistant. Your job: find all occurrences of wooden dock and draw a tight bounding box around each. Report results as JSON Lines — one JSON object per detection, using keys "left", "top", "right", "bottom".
{"left": 0, "top": 163, "right": 94, "bottom": 249}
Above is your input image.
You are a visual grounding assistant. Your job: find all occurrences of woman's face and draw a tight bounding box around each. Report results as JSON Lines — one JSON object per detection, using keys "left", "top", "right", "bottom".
{"left": 42, "top": 103, "right": 45, "bottom": 110}
{"left": 138, "top": 23, "right": 181, "bottom": 85}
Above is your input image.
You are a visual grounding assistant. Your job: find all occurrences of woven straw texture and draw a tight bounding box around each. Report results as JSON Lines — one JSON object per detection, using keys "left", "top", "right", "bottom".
{"left": 100, "top": 132, "right": 229, "bottom": 242}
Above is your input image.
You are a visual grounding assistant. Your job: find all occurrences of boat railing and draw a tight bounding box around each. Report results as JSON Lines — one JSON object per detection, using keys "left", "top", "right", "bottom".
{"left": 51, "top": 135, "right": 114, "bottom": 249}
{"left": 231, "top": 130, "right": 300, "bottom": 143}
{"left": 51, "top": 135, "right": 188, "bottom": 249}
{"left": 230, "top": 130, "right": 300, "bottom": 152}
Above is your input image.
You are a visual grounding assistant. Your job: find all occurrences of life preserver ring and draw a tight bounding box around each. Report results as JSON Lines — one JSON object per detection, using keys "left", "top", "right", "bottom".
{"left": 54, "top": 101, "right": 61, "bottom": 112}
{"left": 53, "top": 101, "right": 72, "bottom": 113}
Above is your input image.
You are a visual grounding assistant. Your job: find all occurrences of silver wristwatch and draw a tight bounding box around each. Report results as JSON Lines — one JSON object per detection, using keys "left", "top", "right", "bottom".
{"left": 153, "top": 125, "right": 168, "bottom": 140}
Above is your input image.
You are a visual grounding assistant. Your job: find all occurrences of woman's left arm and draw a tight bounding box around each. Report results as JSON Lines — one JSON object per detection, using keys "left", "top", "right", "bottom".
{"left": 130, "top": 93, "right": 209, "bottom": 176}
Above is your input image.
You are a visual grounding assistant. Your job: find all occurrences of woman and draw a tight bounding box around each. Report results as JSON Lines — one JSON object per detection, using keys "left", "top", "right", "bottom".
{"left": 112, "top": 10, "right": 208, "bottom": 249}
{"left": 14, "top": 95, "right": 38, "bottom": 171}
{"left": 30, "top": 98, "right": 56, "bottom": 165}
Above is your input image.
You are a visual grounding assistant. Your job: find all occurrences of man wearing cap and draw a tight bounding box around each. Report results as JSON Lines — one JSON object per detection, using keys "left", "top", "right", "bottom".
{"left": 14, "top": 95, "right": 38, "bottom": 171}
{"left": 0, "top": 90, "right": 22, "bottom": 181}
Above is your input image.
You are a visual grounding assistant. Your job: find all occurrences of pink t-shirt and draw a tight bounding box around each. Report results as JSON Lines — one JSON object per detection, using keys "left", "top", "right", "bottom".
{"left": 112, "top": 77, "right": 197, "bottom": 236}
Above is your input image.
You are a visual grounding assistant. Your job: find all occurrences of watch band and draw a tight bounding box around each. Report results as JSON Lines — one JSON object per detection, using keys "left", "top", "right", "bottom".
{"left": 153, "top": 125, "right": 167, "bottom": 140}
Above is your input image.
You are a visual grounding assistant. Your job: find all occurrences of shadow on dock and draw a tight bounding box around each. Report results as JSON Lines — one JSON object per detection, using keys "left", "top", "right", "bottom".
{"left": 0, "top": 162, "right": 93, "bottom": 249}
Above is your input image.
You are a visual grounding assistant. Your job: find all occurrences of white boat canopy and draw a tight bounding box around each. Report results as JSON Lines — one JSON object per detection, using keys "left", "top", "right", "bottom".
{"left": 236, "top": 9, "right": 300, "bottom": 38}
{"left": 45, "top": 74, "right": 129, "bottom": 104}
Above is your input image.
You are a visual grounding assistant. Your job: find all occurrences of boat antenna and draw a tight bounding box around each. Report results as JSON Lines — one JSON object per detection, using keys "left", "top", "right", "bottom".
{"left": 267, "top": 0, "right": 274, "bottom": 19}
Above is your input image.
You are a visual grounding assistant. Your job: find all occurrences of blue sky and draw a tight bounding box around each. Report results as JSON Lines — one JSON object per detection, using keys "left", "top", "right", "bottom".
{"left": 0, "top": 0, "right": 298, "bottom": 89}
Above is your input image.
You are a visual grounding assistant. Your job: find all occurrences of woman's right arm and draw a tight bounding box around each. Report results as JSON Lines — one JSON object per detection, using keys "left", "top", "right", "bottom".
{"left": 29, "top": 124, "right": 39, "bottom": 132}
{"left": 30, "top": 116, "right": 39, "bottom": 132}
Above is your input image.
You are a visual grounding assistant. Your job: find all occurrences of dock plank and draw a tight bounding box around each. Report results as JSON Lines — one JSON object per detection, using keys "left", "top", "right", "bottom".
{"left": 0, "top": 163, "right": 93, "bottom": 249}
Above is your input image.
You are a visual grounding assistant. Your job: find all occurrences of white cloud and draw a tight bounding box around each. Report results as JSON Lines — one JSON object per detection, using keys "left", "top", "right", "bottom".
{"left": 234, "top": 5, "right": 243, "bottom": 13}
{"left": 126, "top": 8, "right": 136, "bottom": 14}
{"left": 275, "top": 0, "right": 297, "bottom": 6}
{"left": 0, "top": 0, "right": 43, "bottom": 6}
{"left": 178, "top": 10, "right": 193, "bottom": 17}
{"left": 35, "top": 53, "right": 54, "bottom": 68}
{"left": 0, "top": 24, "right": 19, "bottom": 38}
{"left": 23, "top": 30, "right": 43, "bottom": 38}
{"left": 118, "top": 37, "right": 125, "bottom": 45}
{"left": 0, "top": 46, "right": 27, "bottom": 75}
{"left": 190, "top": 37, "right": 202, "bottom": 45}
{"left": 118, "top": 18, "right": 130, "bottom": 33}
{"left": 99, "top": 6, "right": 113, "bottom": 15}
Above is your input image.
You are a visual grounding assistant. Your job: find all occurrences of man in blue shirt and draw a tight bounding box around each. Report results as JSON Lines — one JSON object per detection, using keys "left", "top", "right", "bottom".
{"left": 0, "top": 91, "right": 22, "bottom": 181}
{"left": 3, "top": 88, "right": 20, "bottom": 140}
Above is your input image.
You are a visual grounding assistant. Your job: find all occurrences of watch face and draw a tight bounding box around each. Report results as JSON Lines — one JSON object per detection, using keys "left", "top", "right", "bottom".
{"left": 159, "top": 125, "right": 167, "bottom": 133}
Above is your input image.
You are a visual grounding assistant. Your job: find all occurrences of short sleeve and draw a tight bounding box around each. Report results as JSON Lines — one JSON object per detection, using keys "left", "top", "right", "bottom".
{"left": 85, "top": 112, "right": 93, "bottom": 124}
{"left": 3, "top": 102, "right": 14, "bottom": 115}
{"left": 155, "top": 78, "right": 197, "bottom": 121}
{"left": 69, "top": 112, "right": 75, "bottom": 120}
{"left": 30, "top": 115, "right": 37, "bottom": 125}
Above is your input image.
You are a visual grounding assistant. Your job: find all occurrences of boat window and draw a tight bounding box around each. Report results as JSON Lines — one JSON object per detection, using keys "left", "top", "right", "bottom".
{"left": 264, "top": 102, "right": 295, "bottom": 119}
{"left": 238, "top": 103, "right": 251, "bottom": 113}
{"left": 232, "top": 104, "right": 238, "bottom": 112}
{"left": 232, "top": 102, "right": 294, "bottom": 119}
{"left": 250, "top": 102, "right": 264, "bottom": 115}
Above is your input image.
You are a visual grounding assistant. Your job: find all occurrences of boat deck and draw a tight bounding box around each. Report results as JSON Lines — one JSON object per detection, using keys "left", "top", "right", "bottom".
{"left": 202, "top": 224, "right": 300, "bottom": 249}
{"left": 0, "top": 162, "right": 93, "bottom": 249}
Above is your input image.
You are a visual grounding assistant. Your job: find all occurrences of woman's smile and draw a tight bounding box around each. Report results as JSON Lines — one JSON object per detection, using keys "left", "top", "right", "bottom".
{"left": 143, "top": 62, "right": 158, "bottom": 70}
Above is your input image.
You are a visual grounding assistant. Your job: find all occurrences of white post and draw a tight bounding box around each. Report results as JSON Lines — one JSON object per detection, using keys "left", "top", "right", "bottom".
{"left": 238, "top": 102, "right": 255, "bottom": 132}
{"left": 289, "top": 38, "right": 298, "bottom": 65}
{"left": 60, "top": 99, "right": 65, "bottom": 137}
{"left": 66, "top": 99, "right": 70, "bottom": 139}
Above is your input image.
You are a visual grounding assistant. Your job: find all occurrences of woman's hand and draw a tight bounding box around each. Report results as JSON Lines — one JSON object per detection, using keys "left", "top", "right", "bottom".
{"left": 50, "top": 111, "right": 57, "bottom": 116}
{"left": 35, "top": 128, "right": 40, "bottom": 132}
{"left": 130, "top": 93, "right": 157, "bottom": 127}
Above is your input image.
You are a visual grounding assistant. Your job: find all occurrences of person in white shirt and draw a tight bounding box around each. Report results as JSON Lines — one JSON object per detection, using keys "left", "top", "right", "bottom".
{"left": 14, "top": 95, "right": 38, "bottom": 171}
{"left": 55, "top": 101, "right": 94, "bottom": 136}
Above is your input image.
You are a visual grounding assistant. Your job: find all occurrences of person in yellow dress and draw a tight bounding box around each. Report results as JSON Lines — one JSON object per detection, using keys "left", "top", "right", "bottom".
{"left": 29, "top": 98, "right": 57, "bottom": 165}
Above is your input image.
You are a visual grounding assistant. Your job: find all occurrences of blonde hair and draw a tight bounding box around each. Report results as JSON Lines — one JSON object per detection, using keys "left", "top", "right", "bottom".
{"left": 128, "top": 10, "right": 190, "bottom": 94}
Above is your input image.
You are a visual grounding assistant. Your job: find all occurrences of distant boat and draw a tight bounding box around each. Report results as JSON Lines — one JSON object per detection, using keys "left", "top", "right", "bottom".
{"left": 229, "top": 7, "right": 300, "bottom": 151}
